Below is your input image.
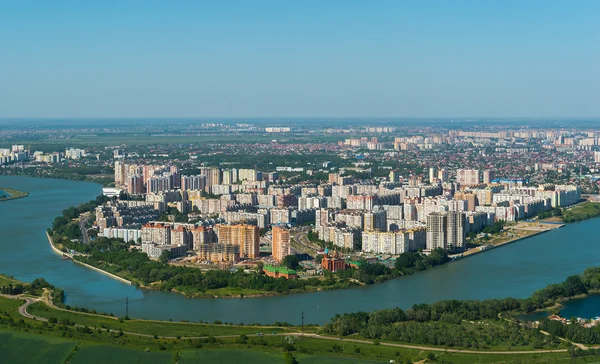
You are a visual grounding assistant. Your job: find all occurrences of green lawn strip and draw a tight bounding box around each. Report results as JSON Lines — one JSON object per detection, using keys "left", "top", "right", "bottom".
{"left": 563, "top": 202, "right": 600, "bottom": 222}
{"left": 28, "top": 301, "right": 293, "bottom": 337}
{"left": 0, "top": 330, "right": 76, "bottom": 364}
{"left": 179, "top": 348, "right": 284, "bottom": 364}
{"left": 317, "top": 323, "right": 558, "bottom": 353}
{"left": 0, "top": 297, "right": 26, "bottom": 319}
{"left": 258, "top": 336, "right": 575, "bottom": 364}
{"left": 0, "top": 274, "right": 23, "bottom": 287}
{"left": 28, "top": 302, "right": 120, "bottom": 327}
{"left": 121, "top": 320, "right": 288, "bottom": 338}
{"left": 298, "top": 355, "right": 384, "bottom": 363}
{"left": 70, "top": 344, "right": 173, "bottom": 364}
{"left": 0, "top": 297, "right": 582, "bottom": 363}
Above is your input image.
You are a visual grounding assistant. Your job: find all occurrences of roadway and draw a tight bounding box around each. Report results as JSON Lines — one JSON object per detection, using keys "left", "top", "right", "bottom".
{"left": 78, "top": 214, "right": 90, "bottom": 244}
{"left": 290, "top": 227, "right": 320, "bottom": 256}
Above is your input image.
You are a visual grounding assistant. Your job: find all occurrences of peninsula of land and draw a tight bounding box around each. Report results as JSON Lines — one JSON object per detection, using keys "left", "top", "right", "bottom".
{"left": 0, "top": 187, "right": 28, "bottom": 202}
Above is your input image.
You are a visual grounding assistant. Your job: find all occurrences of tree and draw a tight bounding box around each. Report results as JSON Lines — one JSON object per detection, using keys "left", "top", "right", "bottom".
{"left": 159, "top": 250, "right": 172, "bottom": 264}
{"left": 282, "top": 255, "right": 300, "bottom": 270}
{"left": 563, "top": 275, "right": 587, "bottom": 297}
{"left": 395, "top": 252, "right": 420, "bottom": 270}
{"left": 283, "top": 352, "right": 299, "bottom": 364}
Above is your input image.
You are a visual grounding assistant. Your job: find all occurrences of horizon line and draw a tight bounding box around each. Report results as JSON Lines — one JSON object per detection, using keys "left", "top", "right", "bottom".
{"left": 1, "top": 116, "right": 599, "bottom": 120}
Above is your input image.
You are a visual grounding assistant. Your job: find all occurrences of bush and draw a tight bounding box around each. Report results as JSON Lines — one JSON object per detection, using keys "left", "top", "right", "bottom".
{"left": 282, "top": 342, "right": 296, "bottom": 352}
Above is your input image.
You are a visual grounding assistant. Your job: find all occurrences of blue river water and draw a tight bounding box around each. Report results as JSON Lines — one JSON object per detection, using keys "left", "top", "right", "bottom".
{"left": 0, "top": 175, "right": 599, "bottom": 325}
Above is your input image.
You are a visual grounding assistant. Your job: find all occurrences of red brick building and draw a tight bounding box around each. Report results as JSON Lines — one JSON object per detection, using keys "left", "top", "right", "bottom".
{"left": 321, "top": 251, "right": 346, "bottom": 272}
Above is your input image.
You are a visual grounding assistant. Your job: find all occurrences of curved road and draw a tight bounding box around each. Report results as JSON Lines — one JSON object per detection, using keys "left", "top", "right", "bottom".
{"left": 17, "top": 297, "right": 44, "bottom": 321}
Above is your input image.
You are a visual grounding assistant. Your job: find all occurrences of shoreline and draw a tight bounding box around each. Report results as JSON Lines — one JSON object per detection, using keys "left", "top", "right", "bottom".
{"left": 46, "top": 232, "right": 132, "bottom": 286}
{"left": 524, "top": 290, "right": 600, "bottom": 319}
{"left": 43, "top": 215, "right": 588, "bottom": 301}
{"left": 453, "top": 223, "right": 564, "bottom": 260}
{"left": 0, "top": 187, "right": 29, "bottom": 202}
{"left": 45, "top": 224, "right": 564, "bottom": 300}
{"left": 46, "top": 231, "right": 334, "bottom": 298}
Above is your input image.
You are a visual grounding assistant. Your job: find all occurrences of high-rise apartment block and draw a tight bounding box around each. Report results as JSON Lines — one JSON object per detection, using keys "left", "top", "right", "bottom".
{"left": 181, "top": 175, "right": 206, "bottom": 191}
{"left": 127, "top": 175, "right": 144, "bottom": 194}
{"left": 362, "top": 230, "right": 410, "bottom": 254}
{"left": 454, "top": 191, "right": 478, "bottom": 211}
{"left": 437, "top": 168, "right": 449, "bottom": 183}
{"left": 217, "top": 224, "right": 260, "bottom": 259}
{"left": 483, "top": 170, "right": 495, "bottom": 184}
{"left": 426, "top": 211, "right": 466, "bottom": 251}
{"left": 272, "top": 225, "right": 291, "bottom": 262}
{"left": 456, "top": 169, "right": 480, "bottom": 186}
{"left": 429, "top": 167, "right": 437, "bottom": 183}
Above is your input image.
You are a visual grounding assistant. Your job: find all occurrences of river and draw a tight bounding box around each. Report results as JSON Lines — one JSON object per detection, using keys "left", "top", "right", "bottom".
{"left": 0, "top": 175, "right": 599, "bottom": 325}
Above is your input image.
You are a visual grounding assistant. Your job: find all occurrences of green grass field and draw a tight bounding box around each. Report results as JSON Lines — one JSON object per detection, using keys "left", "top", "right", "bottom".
{"left": 299, "top": 356, "right": 384, "bottom": 364}
{"left": 0, "top": 274, "right": 23, "bottom": 287}
{"left": 0, "top": 331, "right": 76, "bottom": 364}
{"left": 28, "top": 301, "right": 292, "bottom": 337}
{"left": 179, "top": 348, "right": 385, "bottom": 364}
{"left": 256, "top": 336, "right": 580, "bottom": 364}
{"left": 0, "top": 297, "right": 25, "bottom": 319}
{"left": 0, "top": 296, "right": 594, "bottom": 364}
{"left": 563, "top": 201, "right": 600, "bottom": 222}
{"left": 70, "top": 344, "right": 173, "bottom": 364}
{"left": 180, "top": 348, "right": 284, "bottom": 364}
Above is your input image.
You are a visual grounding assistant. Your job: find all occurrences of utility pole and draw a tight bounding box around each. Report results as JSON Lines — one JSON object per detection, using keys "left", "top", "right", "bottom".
{"left": 125, "top": 297, "right": 129, "bottom": 318}
{"left": 301, "top": 310, "right": 304, "bottom": 336}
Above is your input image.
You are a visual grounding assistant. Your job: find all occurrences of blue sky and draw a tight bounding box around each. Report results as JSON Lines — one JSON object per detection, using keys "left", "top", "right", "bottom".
{"left": 1, "top": 0, "right": 598, "bottom": 118}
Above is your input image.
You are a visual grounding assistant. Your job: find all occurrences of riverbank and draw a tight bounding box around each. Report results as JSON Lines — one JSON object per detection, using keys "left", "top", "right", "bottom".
{"left": 520, "top": 290, "right": 600, "bottom": 322}
{"left": 6, "top": 268, "right": 600, "bottom": 363}
{"left": 50, "top": 227, "right": 357, "bottom": 298}
{"left": 0, "top": 295, "right": 580, "bottom": 364}
{"left": 46, "top": 232, "right": 132, "bottom": 286}
{"left": 48, "top": 221, "right": 557, "bottom": 300}
{"left": 452, "top": 220, "right": 564, "bottom": 260}
{"left": 1, "top": 169, "right": 113, "bottom": 187}
{"left": 562, "top": 201, "right": 600, "bottom": 222}
{"left": 0, "top": 186, "right": 28, "bottom": 202}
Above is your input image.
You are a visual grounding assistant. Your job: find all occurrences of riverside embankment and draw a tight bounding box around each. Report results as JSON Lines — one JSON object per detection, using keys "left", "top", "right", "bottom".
{"left": 46, "top": 232, "right": 132, "bottom": 286}
{"left": 453, "top": 220, "right": 564, "bottom": 260}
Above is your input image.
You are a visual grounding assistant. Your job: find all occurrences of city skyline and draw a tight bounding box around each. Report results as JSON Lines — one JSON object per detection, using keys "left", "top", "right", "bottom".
{"left": 1, "top": 1, "right": 599, "bottom": 118}
{"left": 2, "top": 2, "right": 600, "bottom": 361}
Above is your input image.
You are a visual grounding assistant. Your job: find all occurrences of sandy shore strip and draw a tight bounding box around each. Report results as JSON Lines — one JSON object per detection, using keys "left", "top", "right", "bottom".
{"left": 46, "top": 232, "right": 132, "bottom": 285}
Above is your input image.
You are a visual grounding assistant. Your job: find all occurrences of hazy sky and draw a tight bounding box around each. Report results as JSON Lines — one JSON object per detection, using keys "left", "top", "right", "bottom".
{"left": 1, "top": 1, "right": 599, "bottom": 118}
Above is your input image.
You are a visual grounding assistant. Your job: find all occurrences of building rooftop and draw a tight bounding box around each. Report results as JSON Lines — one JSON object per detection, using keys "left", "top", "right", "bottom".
{"left": 263, "top": 265, "right": 297, "bottom": 275}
